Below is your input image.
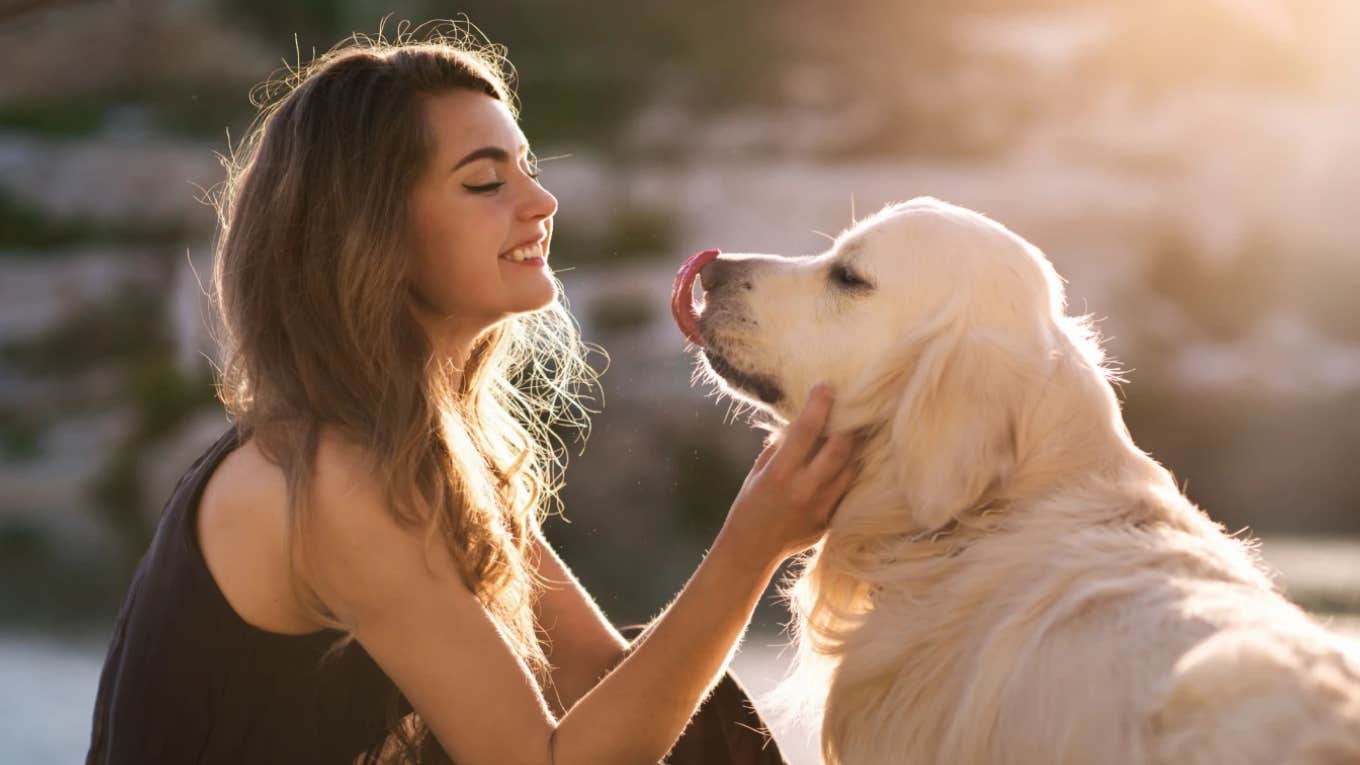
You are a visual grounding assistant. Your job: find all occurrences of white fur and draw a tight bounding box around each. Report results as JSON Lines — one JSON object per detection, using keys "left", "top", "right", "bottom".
{"left": 692, "top": 197, "right": 1360, "bottom": 764}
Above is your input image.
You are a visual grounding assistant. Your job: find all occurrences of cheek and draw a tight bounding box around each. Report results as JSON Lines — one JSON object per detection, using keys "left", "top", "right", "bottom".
{"left": 408, "top": 198, "right": 505, "bottom": 302}
{"left": 758, "top": 277, "right": 828, "bottom": 351}
{"left": 421, "top": 251, "right": 506, "bottom": 313}
{"left": 773, "top": 299, "right": 870, "bottom": 389}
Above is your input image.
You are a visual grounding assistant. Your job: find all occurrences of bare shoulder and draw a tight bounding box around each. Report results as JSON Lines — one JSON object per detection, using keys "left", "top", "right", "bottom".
{"left": 197, "top": 430, "right": 324, "bottom": 634}
{"left": 303, "top": 425, "right": 458, "bottom": 627}
{"left": 196, "top": 424, "right": 398, "bottom": 634}
{"left": 213, "top": 426, "right": 560, "bottom": 761}
{"left": 311, "top": 430, "right": 563, "bottom": 762}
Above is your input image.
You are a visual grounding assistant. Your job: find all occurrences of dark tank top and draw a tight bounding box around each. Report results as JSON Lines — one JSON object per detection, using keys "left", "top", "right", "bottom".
{"left": 85, "top": 422, "right": 409, "bottom": 764}
{"left": 86, "top": 421, "right": 790, "bottom": 765}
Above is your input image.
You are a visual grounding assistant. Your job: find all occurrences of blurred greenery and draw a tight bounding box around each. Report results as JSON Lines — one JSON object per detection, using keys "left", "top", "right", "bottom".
{"left": 0, "top": 517, "right": 123, "bottom": 629}
{"left": 546, "top": 202, "right": 680, "bottom": 267}
{"left": 0, "top": 86, "right": 249, "bottom": 142}
{"left": 88, "top": 358, "right": 219, "bottom": 577}
{"left": 1, "top": 277, "right": 219, "bottom": 586}
{"left": 670, "top": 435, "right": 749, "bottom": 538}
{"left": 602, "top": 206, "right": 678, "bottom": 259}
{"left": 0, "top": 190, "right": 196, "bottom": 252}
{"left": 1142, "top": 228, "right": 1360, "bottom": 345}
{"left": 0, "top": 97, "right": 106, "bottom": 138}
{"left": 0, "top": 405, "right": 42, "bottom": 461}
{"left": 587, "top": 292, "right": 656, "bottom": 333}
{"left": 1144, "top": 231, "right": 1287, "bottom": 343}
{"left": 1122, "top": 383, "right": 1360, "bottom": 535}
{"left": 1, "top": 284, "right": 171, "bottom": 376}
{"left": 205, "top": 0, "right": 789, "bottom": 148}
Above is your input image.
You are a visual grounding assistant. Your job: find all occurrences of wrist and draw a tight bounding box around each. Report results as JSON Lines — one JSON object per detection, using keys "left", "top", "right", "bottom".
{"left": 710, "top": 528, "right": 783, "bottom": 581}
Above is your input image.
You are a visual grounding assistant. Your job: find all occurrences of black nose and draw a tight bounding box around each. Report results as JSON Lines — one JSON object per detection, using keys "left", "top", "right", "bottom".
{"left": 699, "top": 257, "right": 746, "bottom": 292}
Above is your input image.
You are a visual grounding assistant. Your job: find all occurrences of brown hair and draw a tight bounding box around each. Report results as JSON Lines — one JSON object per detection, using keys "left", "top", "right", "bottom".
{"left": 207, "top": 19, "right": 599, "bottom": 763}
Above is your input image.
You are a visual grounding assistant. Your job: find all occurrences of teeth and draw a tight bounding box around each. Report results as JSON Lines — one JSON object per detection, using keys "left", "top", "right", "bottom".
{"left": 502, "top": 243, "right": 541, "bottom": 262}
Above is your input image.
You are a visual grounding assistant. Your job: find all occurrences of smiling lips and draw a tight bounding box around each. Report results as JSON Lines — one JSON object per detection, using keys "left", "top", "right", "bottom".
{"left": 500, "top": 241, "right": 544, "bottom": 263}
{"left": 671, "top": 248, "right": 720, "bottom": 345}
{"left": 499, "top": 234, "right": 548, "bottom": 267}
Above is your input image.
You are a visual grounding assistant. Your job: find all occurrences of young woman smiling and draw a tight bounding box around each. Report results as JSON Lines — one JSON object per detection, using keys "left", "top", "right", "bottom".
{"left": 86, "top": 23, "right": 857, "bottom": 765}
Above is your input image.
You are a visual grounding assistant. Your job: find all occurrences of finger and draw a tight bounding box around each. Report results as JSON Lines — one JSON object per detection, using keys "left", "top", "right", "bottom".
{"left": 818, "top": 462, "right": 858, "bottom": 520}
{"left": 769, "top": 384, "right": 834, "bottom": 473}
{"left": 805, "top": 431, "right": 854, "bottom": 485}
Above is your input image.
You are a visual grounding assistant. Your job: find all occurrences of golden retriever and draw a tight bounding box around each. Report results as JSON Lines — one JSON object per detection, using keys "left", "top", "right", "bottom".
{"left": 671, "top": 197, "right": 1360, "bottom": 764}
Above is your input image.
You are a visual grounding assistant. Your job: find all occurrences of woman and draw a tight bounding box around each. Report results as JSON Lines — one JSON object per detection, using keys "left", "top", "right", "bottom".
{"left": 86, "top": 22, "right": 857, "bottom": 765}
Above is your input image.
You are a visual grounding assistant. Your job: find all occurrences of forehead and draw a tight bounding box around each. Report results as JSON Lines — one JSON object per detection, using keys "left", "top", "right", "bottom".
{"left": 835, "top": 232, "right": 882, "bottom": 264}
{"left": 836, "top": 207, "right": 935, "bottom": 258}
{"left": 421, "top": 89, "right": 527, "bottom": 155}
{"left": 838, "top": 237, "right": 868, "bottom": 257}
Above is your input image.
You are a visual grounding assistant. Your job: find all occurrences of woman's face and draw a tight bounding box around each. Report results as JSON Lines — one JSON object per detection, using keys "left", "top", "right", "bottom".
{"left": 407, "top": 89, "right": 559, "bottom": 356}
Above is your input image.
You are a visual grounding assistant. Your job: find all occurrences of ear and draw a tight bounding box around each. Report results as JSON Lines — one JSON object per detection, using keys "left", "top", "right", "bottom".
{"left": 889, "top": 327, "right": 1020, "bottom": 531}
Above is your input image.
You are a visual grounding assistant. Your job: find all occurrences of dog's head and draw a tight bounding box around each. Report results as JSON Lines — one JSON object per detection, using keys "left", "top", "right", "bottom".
{"left": 674, "top": 196, "right": 1097, "bottom": 531}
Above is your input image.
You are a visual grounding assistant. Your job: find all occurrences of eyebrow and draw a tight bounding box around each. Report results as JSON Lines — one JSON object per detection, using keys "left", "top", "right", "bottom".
{"left": 452, "top": 145, "right": 530, "bottom": 172}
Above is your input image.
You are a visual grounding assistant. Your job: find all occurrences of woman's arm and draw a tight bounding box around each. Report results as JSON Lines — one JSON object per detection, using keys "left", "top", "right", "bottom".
{"left": 531, "top": 535, "right": 790, "bottom": 764}
{"left": 549, "top": 525, "right": 782, "bottom": 763}
{"left": 304, "top": 385, "right": 854, "bottom": 765}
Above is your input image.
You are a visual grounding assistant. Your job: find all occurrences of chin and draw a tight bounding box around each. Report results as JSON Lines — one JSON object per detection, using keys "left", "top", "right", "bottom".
{"left": 511, "top": 276, "right": 559, "bottom": 313}
{"left": 527, "top": 284, "right": 560, "bottom": 312}
{"left": 699, "top": 346, "right": 785, "bottom": 408}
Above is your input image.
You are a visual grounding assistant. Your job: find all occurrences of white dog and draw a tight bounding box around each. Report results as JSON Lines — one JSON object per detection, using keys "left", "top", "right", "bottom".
{"left": 671, "top": 197, "right": 1360, "bottom": 764}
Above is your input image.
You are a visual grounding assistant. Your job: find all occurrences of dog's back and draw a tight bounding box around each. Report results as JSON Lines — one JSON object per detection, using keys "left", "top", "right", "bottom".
{"left": 1148, "top": 618, "right": 1360, "bottom": 764}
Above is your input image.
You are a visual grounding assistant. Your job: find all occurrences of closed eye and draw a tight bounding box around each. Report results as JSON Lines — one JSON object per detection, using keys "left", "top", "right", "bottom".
{"left": 464, "top": 181, "right": 505, "bottom": 193}
{"left": 830, "top": 263, "right": 874, "bottom": 291}
{"left": 463, "top": 171, "right": 540, "bottom": 195}
{"left": 463, "top": 163, "right": 542, "bottom": 195}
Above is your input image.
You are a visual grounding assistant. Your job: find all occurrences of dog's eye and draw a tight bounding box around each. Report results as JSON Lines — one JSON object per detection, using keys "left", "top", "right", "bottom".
{"left": 830, "top": 264, "right": 872, "bottom": 290}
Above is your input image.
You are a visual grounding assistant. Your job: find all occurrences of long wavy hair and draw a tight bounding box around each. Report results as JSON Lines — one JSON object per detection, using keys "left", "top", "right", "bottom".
{"left": 207, "top": 20, "right": 600, "bottom": 763}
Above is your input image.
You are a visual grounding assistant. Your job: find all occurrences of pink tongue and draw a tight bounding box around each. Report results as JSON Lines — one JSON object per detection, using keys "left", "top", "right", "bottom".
{"left": 671, "top": 248, "right": 720, "bottom": 345}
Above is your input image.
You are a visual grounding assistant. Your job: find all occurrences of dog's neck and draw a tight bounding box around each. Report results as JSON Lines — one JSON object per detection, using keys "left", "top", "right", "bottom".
{"left": 824, "top": 417, "right": 1182, "bottom": 582}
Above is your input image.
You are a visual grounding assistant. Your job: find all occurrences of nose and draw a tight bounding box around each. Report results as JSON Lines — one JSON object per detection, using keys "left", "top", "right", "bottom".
{"left": 523, "top": 180, "right": 558, "bottom": 220}
{"left": 699, "top": 257, "right": 749, "bottom": 292}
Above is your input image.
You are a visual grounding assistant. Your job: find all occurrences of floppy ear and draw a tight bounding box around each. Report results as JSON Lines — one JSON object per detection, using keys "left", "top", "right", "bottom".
{"left": 889, "top": 326, "right": 1021, "bottom": 531}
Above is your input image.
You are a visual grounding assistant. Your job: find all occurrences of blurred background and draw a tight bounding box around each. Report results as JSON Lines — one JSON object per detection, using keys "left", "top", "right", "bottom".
{"left": 1, "top": 0, "right": 1358, "bottom": 762}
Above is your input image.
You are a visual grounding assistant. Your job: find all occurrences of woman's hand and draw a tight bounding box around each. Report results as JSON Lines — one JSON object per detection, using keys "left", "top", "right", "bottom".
{"left": 715, "top": 383, "right": 858, "bottom": 567}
